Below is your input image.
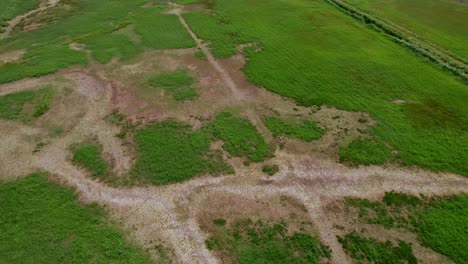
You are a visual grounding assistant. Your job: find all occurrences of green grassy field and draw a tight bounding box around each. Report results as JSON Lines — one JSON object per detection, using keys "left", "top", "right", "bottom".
{"left": 342, "top": 0, "right": 468, "bottom": 61}
{"left": 183, "top": 0, "right": 468, "bottom": 175}
{"left": 205, "top": 218, "right": 330, "bottom": 263}
{"left": 0, "top": 173, "right": 152, "bottom": 263}
{"left": 206, "top": 112, "right": 272, "bottom": 162}
{"left": 132, "top": 121, "right": 232, "bottom": 185}
{"left": 0, "top": 87, "right": 54, "bottom": 121}
{"left": 345, "top": 192, "right": 468, "bottom": 263}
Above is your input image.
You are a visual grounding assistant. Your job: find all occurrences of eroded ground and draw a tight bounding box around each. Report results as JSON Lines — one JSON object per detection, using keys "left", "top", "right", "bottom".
{"left": 0, "top": 2, "right": 467, "bottom": 264}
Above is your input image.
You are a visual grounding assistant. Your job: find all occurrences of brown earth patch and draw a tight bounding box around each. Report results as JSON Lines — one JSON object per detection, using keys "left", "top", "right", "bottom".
{"left": 0, "top": 49, "right": 25, "bottom": 63}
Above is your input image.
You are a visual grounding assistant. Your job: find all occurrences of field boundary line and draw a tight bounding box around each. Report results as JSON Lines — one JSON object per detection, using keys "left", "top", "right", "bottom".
{"left": 324, "top": 0, "right": 468, "bottom": 82}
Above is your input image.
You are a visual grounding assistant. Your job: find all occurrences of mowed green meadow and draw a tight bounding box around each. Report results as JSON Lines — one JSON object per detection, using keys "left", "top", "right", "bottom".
{"left": 183, "top": 0, "right": 468, "bottom": 175}
{"left": 342, "top": 0, "right": 468, "bottom": 61}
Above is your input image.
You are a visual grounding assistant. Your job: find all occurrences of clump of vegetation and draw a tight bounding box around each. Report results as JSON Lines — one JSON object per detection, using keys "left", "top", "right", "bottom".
{"left": 205, "top": 218, "right": 331, "bottom": 263}
{"left": 0, "top": 173, "right": 153, "bottom": 263}
{"left": 345, "top": 192, "right": 468, "bottom": 263}
{"left": 339, "top": 139, "right": 392, "bottom": 166}
{"left": 264, "top": 116, "right": 324, "bottom": 141}
{"left": 72, "top": 143, "right": 109, "bottom": 179}
{"left": 338, "top": 231, "right": 417, "bottom": 264}
{"left": 262, "top": 164, "right": 279, "bottom": 176}
{"left": 132, "top": 120, "right": 232, "bottom": 185}
{"left": 206, "top": 112, "right": 272, "bottom": 162}
{"left": 0, "top": 87, "right": 54, "bottom": 120}
{"left": 147, "top": 69, "right": 198, "bottom": 101}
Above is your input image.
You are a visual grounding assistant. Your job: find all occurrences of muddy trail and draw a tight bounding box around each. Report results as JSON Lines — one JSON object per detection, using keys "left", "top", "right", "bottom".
{"left": 1, "top": 4, "right": 468, "bottom": 263}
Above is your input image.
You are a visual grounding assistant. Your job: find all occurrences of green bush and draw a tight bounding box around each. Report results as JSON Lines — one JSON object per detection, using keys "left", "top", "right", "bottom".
{"left": 339, "top": 139, "right": 392, "bottom": 166}
{"left": 0, "top": 173, "right": 152, "bottom": 263}
{"left": 262, "top": 164, "right": 280, "bottom": 176}
{"left": 206, "top": 112, "right": 272, "bottom": 162}
{"left": 264, "top": 116, "right": 324, "bottom": 141}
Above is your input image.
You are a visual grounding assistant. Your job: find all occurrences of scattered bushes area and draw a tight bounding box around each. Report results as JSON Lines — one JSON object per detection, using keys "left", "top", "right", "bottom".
{"left": 0, "top": 173, "right": 152, "bottom": 263}
{"left": 71, "top": 143, "right": 110, "bottom": 179}
{"left": 147, "top": 69, "right": 198, "bottom": 101}
{"left": 132, "top": 120, "right": 232, "bottom": 185}
{"left": 182, "top": 0, "right": 468, "bottom": 176}
{"left": 338, "top": 231, "right": 417, "bottom": 264}
{"left": 264, "top": 116, "right": 324, "bottom": 142}
{"left": 0, "top": 87, "right": 54, "bottom": 120}
{"left": 206, "top": 112, "right": 272, "bottom": 162}
{"left": 339, "top": 139, "right": 392, "bottom": 166}
{"left": 345, "top": 192, "right": 468, "bottom": 263}
{"left": 205, "top": 218, "right": 331, "bottom": 263}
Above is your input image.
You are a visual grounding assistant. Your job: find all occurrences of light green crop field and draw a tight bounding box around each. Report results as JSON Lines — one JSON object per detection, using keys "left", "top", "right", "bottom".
{"left": 342, "top": 0, "right": 468, "bottom": 61}
{"left": 0, "top": 173, "right": 153, "bottom": 263}
{"left": 183, "top": 0, "right": 468, "bottom": 175}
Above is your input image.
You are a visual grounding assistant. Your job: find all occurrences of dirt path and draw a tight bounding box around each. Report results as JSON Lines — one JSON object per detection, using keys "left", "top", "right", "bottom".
{"left": 168, "top": 5, "right": 246, "bottom": 101}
